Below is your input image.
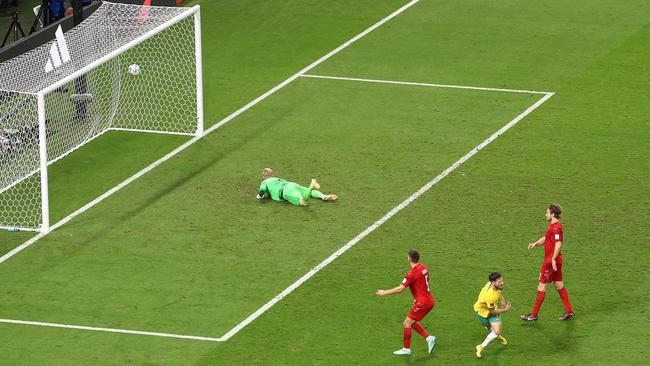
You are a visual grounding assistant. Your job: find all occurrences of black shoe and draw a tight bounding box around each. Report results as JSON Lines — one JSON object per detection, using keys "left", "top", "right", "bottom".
{"left": 558, "top": 312, "right": 575, "bottom": 321}
{"left": 520, "top": 313, "right": 538, "bottom": 321}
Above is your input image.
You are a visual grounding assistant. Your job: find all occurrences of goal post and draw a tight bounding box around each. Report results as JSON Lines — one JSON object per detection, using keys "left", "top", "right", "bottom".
{"left": 0, "top": 2, "right": 203, "bottom": 233}
{"left": 37, "top": 93, "right": 49, "bottom": 233}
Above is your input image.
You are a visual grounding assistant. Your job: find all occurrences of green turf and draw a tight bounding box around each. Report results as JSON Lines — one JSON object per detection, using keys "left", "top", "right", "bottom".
{"left": 0, "top": 0, "right": 649, "bottom": 365}
{"left": 0, "top": 77, "right": 538, "bottom": 334}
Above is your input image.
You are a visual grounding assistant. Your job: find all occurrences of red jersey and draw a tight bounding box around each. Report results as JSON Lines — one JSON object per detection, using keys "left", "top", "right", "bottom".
{"left": 544, "top": 221, "right": 564, "bottom": 262}
{"left": 401, "top": 263, "right": 434, "bottom": 304}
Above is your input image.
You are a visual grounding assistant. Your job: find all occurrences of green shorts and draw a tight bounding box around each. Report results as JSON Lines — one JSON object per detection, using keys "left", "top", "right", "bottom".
{"left": 282, "top": 183, "right": 311, "bottom": 206}
{"left": 477, "top": 313, "right": 501, "bottom": 327}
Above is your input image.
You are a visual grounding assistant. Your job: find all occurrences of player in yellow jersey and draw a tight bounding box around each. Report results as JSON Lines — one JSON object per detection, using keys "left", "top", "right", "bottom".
{"left": 473, "top": 272, "right": 511, "bottom": 359}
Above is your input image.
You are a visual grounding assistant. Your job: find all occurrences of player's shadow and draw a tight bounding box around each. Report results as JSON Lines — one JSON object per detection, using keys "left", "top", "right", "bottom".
{"left": 409, "top": 353, "right": 439, "bottom": 365}
{"left": 553, "top": 319, "right": 576, "bottom": 352}
{"left": 404, "top": 341, "right": 441, "bottom": 365}
{"left": 518, "top": 318, "right": 577, "bottom": 353}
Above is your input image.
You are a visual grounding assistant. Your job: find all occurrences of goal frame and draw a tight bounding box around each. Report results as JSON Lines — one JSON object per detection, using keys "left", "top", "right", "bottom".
{"left": 3, "top": 4, "right": 203, "bottom": 234}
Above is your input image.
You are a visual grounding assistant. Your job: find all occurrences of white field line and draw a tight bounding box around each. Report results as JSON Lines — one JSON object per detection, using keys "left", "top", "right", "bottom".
{"left": 0, "top": 318, "right": 222, "bottom": 342}
{"left": 301, "top": 74, "right": 553, "bottom": 94}
{"left": 108, "top": 127, "right": 195, "bottom": 137}
{"left": 0, "top": 0, "right": 422, "bottom": 264}
{"left": 218, "top": 91, "right": 555, "bottom": 341}
{"left": 0, "top": 226, "right": 40, "bottom": 232}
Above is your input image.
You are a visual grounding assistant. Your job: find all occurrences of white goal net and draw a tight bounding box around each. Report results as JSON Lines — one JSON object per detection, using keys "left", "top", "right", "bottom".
{"left": 0, "top": 2, "right": 203, "bottom": 232}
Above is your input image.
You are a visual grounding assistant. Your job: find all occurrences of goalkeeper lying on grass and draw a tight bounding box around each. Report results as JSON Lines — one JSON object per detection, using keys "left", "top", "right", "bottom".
{"left": 256, "top": 168, "right": 337, "bottom": 206}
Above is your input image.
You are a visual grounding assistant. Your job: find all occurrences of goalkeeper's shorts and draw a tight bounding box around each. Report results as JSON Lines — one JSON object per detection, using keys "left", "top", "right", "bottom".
{"left": 281, "top": 183, "right": 311, "bottom": 205}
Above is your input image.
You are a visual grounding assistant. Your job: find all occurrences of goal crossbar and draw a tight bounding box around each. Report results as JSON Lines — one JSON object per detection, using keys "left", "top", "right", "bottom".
{"left": 0, "top": 2, "right": 204, "bottom": 233}
{"left": 39, "top": 5, "right": 200, "bottom": 97}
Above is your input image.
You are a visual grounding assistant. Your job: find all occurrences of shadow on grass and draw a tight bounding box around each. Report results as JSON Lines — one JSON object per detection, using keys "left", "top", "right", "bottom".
{"left": 517, "top": 317, "right": 577, "bottom": 353}
{"left": 64, "top": 107, "right": 291, "bottom": 249}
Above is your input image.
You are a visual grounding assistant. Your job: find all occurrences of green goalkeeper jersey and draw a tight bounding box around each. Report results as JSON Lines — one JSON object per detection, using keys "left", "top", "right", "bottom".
{"left": 258, "top": 177, "right": 288, "bottom": 201}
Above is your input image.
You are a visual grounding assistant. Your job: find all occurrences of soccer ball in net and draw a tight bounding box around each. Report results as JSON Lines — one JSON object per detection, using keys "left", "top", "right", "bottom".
{"left": 128, "top": 64, "right": 141, "bottom": 75}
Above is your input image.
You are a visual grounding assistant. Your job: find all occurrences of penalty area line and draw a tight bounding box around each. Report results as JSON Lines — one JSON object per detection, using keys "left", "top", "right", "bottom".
{"left": 301, "top": 74, "right": 553, "bottom": 95}
{"left": 218, "top": 92, "right": 555, "bottom": 342}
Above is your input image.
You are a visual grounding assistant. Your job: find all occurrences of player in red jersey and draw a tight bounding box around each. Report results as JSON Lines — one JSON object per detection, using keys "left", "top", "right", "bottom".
{"left": 521, "top": 204, "right": 575, "bottom": 321}
{"left": 376, "top": 249, "right": 436, "bottom": 356}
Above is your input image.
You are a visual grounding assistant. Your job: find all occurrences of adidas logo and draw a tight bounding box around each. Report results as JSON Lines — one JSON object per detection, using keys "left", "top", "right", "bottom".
{"left": 44, "top": 26, "right": 71, "bottom": 73}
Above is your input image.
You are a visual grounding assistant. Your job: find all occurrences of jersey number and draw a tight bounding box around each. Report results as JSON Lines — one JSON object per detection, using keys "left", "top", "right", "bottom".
{"left": 425, "top": 274, "right": 430, "bottom": 292}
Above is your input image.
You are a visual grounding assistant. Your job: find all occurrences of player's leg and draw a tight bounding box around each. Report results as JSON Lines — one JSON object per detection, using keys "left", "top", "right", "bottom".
{"left": 553, "top": 264, "right": 575, "bottom": 320}
{"left": 475, "top": 315, "right": 493, "bottom": 358}
{"left": 521, "top": 265, "right": 552, "bottom": 321}
{"left": 299, "top": 179, "right": 338, "bottom": 201}
{"left": 293, "top": 182, "right": 315, "bottom": 203}
{"left": 521, "top": 281, "right": 548, "bottom": 320}
{"left": 282, "top": 184, "right": 306, "bottom": 206}
{"left": 406, "top": 303, "right": 436, "bottom": 354}
{"left": 393, "top": 317, "right": 416, "bottom": 355}
{"left": 477, "top": 315, "right": 504, "bottom": 358}
{"left": 309, "top": 189, "right": 338, "bottom": 201}
{"left": 411, "top": 322, "right": 429, "bottom": 339}
{"left": 491, "top": 317, "right": 507, "bottom": 345}
{"left": 412, "top": 319, "right": 436, "bottom": 353}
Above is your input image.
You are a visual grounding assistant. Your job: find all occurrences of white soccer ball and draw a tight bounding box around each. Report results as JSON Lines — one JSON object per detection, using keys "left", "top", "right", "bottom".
{"left": 128, "top": 64, "right": 141, "bottom": 75}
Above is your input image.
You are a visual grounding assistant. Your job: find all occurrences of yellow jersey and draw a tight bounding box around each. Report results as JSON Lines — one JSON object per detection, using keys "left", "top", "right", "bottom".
{"left": 473, "top": 282, "right": 502, "bottom": 318}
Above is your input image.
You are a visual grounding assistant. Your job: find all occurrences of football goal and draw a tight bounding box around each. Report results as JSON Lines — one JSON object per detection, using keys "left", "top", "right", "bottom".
{"left": 0, "top": 2, "right": 203, "bottom": 233}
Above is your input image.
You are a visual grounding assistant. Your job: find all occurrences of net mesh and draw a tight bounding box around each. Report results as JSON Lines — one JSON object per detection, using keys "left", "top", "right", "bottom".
{"left": 0, "top": 92, "right": 42, "bottom": 229}
{"left": 0, "top": 2, "right": 194, "bottom": 94}
{"left": 0, "top": 2, "right": 199, "bottom": 230}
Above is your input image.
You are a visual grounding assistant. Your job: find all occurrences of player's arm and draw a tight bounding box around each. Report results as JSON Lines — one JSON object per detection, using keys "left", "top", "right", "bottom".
{"left": 488, "top": 297, "right": 512, "bottom": 314}
{"left": 499, "top": 295, "right": 507, "bottom": 307}
{"left": 376, "top": 285, "right": 406, "bottom": 297}
{"left": 256, "top": 182, "right": 268, "bottom": 199}
{"left": 527, "top": 235, "right": 545, "bottom": 250}
{"left": 551, "top": 240, "right": 562, "bottom": 270}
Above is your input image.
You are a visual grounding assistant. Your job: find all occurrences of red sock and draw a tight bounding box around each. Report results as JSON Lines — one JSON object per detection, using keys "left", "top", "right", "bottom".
{"left": 557, "top": 287, "right": 573, "bottom": 313}
{"left": 403, "top": 328, "right": 412, "bottom": 349}
{"left": 531, "top": 290, "right": 546, "bottom": 317}
{"left": 411, "top": 323, "right": 429, "bottom": 338}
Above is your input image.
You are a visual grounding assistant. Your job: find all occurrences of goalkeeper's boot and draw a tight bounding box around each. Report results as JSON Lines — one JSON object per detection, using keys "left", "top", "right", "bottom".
{"left": 558, "top": 312, "right": 576, "bottom": 321}
{"left": 497, "top": 335, "right": 508, "bottom": 345}
{"left": 323, "top": 194, "right": 338, "bottom": 201}
{"left": 310, "top": 179, "right": 320, "bottom": 190}
{"left": 393, "top": 348, "right": 411, "bottom": 356}
{"left": 475, "top": 345, "right": 484, "bottom": 358}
